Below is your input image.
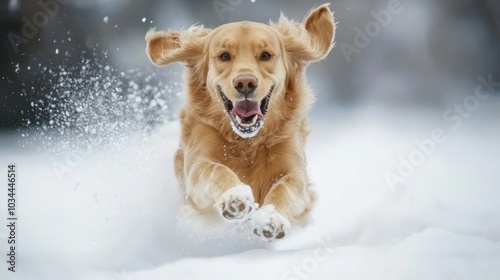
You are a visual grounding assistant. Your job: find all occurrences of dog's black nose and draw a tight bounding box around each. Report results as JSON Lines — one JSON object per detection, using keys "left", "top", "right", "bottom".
{"left": 233, "top": 74, "right": 258, "bottom": 95}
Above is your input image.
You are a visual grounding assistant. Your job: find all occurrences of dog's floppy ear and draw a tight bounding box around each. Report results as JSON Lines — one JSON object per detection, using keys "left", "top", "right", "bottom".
{"left": 272, "top": 4, "right": 335, "bottom": 62}
{"left": 145, "top": 26, "right": 211, "bottom": 66}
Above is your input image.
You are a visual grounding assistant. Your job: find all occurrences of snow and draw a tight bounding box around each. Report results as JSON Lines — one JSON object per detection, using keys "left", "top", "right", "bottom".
{"left": 1, "top": 98, "right": 500, "bottom": 279}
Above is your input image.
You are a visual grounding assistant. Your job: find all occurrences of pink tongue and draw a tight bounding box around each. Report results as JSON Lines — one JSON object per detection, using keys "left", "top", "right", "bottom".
{"left": 232, "top": 100, "right": 263, "bottom": 118}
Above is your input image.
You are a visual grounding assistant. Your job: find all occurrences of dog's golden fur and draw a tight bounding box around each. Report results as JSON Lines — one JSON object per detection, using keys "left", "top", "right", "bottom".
{"left": 146, "top": 4, "right": 335, "bottom": 240}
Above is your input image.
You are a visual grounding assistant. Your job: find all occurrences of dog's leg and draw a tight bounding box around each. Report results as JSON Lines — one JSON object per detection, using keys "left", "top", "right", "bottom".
{"left": 253, "top": 172, "right": 314, "bottom": 241}
{"left": 185, "top": 159, "right": 255, "bottom": 221}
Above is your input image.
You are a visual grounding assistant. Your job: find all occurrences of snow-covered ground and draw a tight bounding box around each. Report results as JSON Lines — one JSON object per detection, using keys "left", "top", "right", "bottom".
{"left": 1, "top": 99, "right": 500, "bottom": 280}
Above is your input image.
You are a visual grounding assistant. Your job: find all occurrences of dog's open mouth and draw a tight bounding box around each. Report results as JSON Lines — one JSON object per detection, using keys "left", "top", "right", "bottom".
{"left": 218, "top": 85, "right": 274, "bottom": 138}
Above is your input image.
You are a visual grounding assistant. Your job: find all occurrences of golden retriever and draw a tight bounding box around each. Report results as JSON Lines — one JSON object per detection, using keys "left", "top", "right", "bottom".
{"left": 145, "top": 4, "right": 335, "bottom": 241}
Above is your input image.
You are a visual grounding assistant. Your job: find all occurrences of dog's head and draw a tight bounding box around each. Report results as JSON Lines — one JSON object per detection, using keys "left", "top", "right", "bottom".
{"left": 146, "top": 4, "right": 335, "bottom": 138}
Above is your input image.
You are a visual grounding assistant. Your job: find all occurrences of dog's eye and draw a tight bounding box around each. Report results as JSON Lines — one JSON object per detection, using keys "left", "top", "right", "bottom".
{"left": 219, "top": 52, "right": 231, "bottom": 61}
{"left": 259, "top": 52, "right": 271, "bottom": 61}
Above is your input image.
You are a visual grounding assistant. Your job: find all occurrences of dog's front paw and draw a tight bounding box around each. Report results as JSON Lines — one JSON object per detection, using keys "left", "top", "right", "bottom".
{"left": 216, "top": 185, "right": 256, "bottom": 221}
{"left": 251, "top": 205, "right": 291, "bottom": 241}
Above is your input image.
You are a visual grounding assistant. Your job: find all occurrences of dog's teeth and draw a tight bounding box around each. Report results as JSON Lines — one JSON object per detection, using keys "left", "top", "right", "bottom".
{"left": 236, "top": 115, "right": 243, "bottom": 125}
{"left": 235, "top": 114, "right": 259, "bottom": 128}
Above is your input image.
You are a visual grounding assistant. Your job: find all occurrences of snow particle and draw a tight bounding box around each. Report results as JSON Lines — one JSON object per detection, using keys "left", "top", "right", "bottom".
{"left": 142, "top": 17, "right": 146, "bottom": 23}
{"left": 103, "top": 16, "right": 109, "bottom": 23}
{"left": 55, "top": 49, "right": 59, "bottom": 54}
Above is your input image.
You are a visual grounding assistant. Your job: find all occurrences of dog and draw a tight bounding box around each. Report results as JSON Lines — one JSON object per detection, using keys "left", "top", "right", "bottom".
{"left": 145, "top": 4, "right": 335, "bottom": 241}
